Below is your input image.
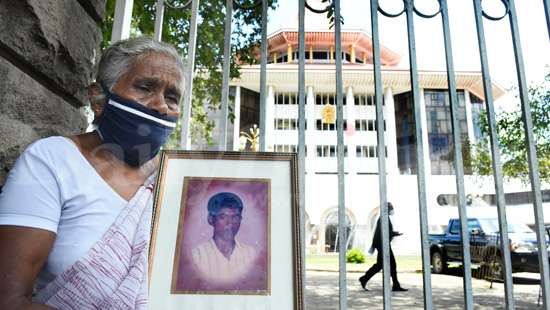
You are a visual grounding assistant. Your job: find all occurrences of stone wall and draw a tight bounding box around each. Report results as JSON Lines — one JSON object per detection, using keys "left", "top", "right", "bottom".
{"left": 0, "top": 0, "right": 105, "bottom": 185}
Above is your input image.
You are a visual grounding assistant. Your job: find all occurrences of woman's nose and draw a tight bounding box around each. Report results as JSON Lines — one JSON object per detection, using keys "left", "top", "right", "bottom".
{"left": 147, "top": 93, "right": 168, "bottom": 115}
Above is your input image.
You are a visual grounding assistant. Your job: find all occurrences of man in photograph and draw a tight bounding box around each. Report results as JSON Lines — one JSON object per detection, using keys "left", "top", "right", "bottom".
{"left": 191, "top": 192, "right": 257, "bottom": 284}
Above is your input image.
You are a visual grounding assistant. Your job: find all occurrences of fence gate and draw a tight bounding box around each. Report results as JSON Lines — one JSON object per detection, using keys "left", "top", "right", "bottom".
{"left": 111, "top": 0, "right": 550, "bottom": 308}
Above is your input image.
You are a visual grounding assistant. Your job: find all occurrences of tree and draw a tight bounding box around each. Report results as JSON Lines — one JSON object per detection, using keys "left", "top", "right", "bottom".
{"left": 471, "top": 72, "right": 550, "bottom": 184}
{"left": 101, "top": 0, "right": 278, "bottom": 146}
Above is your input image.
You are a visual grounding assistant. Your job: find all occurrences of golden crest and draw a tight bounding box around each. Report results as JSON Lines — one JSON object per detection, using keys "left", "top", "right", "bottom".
{"left": 321, "top": 104, "right": 336, "bottom": 124}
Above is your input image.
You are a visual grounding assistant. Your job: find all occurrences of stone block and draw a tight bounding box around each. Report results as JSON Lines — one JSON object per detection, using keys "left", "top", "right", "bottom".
{"left": 0, "top": 0, "right": 103, "bottom": 105}
{"left": 77, "top": 0, "right": 107, "bottom": 22}
{"left": 0, "top": 56, "right": 87, "bottom": 185}
{"left": 0, "top": 116, "right": 39, "bottom": 185}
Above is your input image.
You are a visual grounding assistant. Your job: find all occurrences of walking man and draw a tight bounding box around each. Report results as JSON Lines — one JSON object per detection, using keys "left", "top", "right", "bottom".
{"left": 359, "top": 202, "right": 407, "bottom": 292}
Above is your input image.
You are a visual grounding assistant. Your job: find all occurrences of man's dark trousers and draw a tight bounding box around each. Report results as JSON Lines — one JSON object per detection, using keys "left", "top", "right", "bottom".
{"left": 360, "top": 216, "right": 402, "bottom": 289}
{"left": 361, "top": 246, "right": 400, "bottom": 288}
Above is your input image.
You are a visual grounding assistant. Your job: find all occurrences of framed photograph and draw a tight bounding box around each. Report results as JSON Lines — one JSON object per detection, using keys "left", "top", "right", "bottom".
{"left": 149, "top": 151, "right": 303, "bottom": 309}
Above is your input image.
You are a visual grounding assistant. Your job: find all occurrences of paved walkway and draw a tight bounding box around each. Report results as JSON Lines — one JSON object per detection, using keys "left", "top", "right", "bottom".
{"left": 305, "top": 270, "right": 541, "bottom": 309}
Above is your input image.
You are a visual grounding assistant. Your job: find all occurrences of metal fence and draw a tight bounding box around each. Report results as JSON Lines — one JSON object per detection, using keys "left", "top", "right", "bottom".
{"left": 112, "top": 0, "right": 550, "bottom": 309}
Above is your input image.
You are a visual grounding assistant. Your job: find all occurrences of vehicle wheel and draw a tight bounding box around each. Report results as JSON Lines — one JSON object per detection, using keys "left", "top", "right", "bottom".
{"left": 431, "top": 251, "right": 446, "bottom": 274}
{"left": 486, "top": 255, "right": 504, "bottom": 282}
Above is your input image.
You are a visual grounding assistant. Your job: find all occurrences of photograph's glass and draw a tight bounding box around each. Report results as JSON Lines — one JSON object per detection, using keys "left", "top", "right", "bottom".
{"left": 171, "top": 177, "right": 270, "bottom": 294}
{"left": 148, "top": 151, "right": 303, "bottom": 309}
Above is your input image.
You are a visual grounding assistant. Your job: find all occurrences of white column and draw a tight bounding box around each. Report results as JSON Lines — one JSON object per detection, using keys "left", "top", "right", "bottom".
{"left": 383, "top": 87, "right": 399, "bottom": 175}
{"left": 345, "top": 86, "right": 357, "bottom": 211}
{"left": 464, "top": 90, "right": 476, "bottom": 145}
{"left": 265, "top": 86, "right": 275, "bottom": 151}
{"left": 306, "top": 86, "right": 316, "bottom": 173}
{"left": 111, "top": 0, "right": 134, "bottom": 42}
{"left": 419, "top": 89, "right": 432, "bottom": 176}
{"left": 233, "top": 86, "right": 241, "bottom": 151}
{"left": 305, "top": 86, "right": 316, "bottom": 239}
{"left": 346, "top": 86, "right": 357, "bottom": 175}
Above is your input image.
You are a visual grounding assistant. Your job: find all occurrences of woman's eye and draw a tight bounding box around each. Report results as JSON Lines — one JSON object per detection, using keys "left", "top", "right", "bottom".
{"left": 166, "top": 96, "right": 179, "bottom": 105}
{"left": 137, "top": 85, "right": 151, "bottom": 92}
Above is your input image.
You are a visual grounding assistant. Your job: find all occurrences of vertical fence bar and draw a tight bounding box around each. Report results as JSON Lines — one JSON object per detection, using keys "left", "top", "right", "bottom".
{"left": 219, "top": 0, "right": 233, "bottom": 150}
{"left": 258, "top": 0, "right": 268, "bottom": 151}
{"left": 180, "top": 0, "right": 200, "bottom": 149}
{"left": 438, "top": 1, "right": 482, "bottom": 309}
{"left": 405, "top": 1, "right": 438, "bottom": 308}
{"left": 111, "top": 0, "right": 134, "bottom": 41}
{"left": 370, "top": 1, "right": 392, "bottom": 308}
{"left": 461, "top": 1, "right": 519, "bottom": 308}
{"left": 508, "top": 0, "right": 550, "bottom": 307}
{"left": 472, "top": 1, "right": 536, "bottom": 308}
{"left": 544, "top": 0, "right": 550, "bottom": 38}
{"left": 333, "top": 1, "right": 347, "bottom": 309}
{"left": 297, "top": 0, "right": 307, "bottom": 306}
{"left": 448, "top": 1, "right": 517, "bottom": 308}
{"left": 153, "top": 0, "right": 164, "bottom": 41}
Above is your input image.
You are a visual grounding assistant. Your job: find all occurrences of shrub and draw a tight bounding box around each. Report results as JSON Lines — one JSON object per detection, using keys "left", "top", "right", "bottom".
{"left": 346, "top": 248, "right": 366, "bottom": 264}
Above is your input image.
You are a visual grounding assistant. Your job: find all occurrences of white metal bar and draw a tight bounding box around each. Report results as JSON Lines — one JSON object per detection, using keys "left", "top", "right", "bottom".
{"left": 153, "top": 0, "right": 165, "bottom": 41}
{"left": 180, "top": 0, "right": 200, "bottom": 149}
{"left": 111, "top": 0, "right": 134, "bottom": 42}
{"left": 219, "top": 0, "right": 233, "bottom": 150}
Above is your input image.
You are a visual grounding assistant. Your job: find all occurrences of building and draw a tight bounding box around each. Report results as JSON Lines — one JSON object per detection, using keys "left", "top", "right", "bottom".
{"left": 202, "top": 7, "right": 549, "bottom": 255}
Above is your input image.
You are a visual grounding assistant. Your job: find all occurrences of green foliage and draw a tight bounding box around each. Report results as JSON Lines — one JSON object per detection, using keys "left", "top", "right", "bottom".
{"left": 101, "top": 0, "right": 278, "bottom": 146}
{"left": 346, "top": 248, "right": 366, "bottom": 264}
{"left": 470, "top": 72, "right": 550, "bottom": 184}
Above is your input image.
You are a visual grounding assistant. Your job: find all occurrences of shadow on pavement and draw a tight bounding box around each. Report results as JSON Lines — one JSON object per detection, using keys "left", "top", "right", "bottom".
{"left": 305, "top": 270, "right": 541, "bottom": 309}
{"left": 443, "top": 265, "right": 540, "bottom": 285}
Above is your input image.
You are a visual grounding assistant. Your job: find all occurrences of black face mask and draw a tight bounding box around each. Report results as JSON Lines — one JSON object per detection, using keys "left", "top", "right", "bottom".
{"left": 97, "top": 84, "right": 177, "bottom": 166}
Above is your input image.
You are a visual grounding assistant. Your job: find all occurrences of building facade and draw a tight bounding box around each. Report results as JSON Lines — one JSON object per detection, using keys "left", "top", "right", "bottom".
{"left": 205, "top": 19, "right": 548, "bottom": 255}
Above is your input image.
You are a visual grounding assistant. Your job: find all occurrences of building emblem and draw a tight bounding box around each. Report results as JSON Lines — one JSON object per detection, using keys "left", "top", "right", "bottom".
{"left": 321, "top": 104, "right": 336, "bottom": 124}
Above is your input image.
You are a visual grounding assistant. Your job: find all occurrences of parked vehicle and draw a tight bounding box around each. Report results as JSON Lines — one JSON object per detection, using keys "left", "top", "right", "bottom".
{"left": 429, "top": 217, "right": 546, "bottom": 279}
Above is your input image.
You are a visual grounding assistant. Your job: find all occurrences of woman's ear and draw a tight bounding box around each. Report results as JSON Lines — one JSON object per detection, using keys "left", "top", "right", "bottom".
{"left": 88, "top": 82, "right": 106, "bottom": 124}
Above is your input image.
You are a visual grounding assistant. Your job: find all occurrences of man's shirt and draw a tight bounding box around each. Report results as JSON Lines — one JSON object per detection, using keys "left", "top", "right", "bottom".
{"left": 191, "top": 239, "right": 257, "bottom": 284}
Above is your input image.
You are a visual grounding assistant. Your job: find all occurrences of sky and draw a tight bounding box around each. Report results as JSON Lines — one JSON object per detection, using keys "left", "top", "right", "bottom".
{"left": 267, "top": 0, "right": 549, "bottom": 91}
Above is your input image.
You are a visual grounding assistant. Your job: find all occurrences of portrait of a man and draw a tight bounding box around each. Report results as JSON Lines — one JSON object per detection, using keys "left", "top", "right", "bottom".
{"left": 171, "top": 177, "right": 270, "bottom": 294}
{"left": 191, "top": 192, "right": 257, "bottom": 283}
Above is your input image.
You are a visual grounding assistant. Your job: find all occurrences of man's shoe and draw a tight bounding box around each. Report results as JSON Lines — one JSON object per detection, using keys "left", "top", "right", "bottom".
{"left": 392, "top": 286, "right": 408, "bottom": 292}
{"left": 358, "top": 276, "right": 368, "bottom": 291}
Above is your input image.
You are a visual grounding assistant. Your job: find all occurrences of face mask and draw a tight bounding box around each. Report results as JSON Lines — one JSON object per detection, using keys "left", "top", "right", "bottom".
{"left": 97, "top": 84, "right": 177, "bottom": 166}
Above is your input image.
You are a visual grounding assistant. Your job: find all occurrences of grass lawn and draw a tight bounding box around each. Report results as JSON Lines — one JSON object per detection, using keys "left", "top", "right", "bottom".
{"left": 306, "top": 254, "right": 423, "bottom": 273}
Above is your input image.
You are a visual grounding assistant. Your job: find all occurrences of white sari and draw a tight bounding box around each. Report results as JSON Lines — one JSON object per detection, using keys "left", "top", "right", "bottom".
{"left": 33, "top": 176, "right": 155, "bottom": 309}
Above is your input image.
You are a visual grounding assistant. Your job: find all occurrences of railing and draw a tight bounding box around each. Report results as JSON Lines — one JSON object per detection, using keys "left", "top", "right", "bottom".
{"left": 111, "top": 0, "right": 550, "bottom": 309}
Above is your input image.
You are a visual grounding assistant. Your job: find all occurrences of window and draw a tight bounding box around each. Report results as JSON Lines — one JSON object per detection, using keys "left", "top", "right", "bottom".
{"left": 316, "top": 94, "right": 336, "bottom": 106}
{"left": 316, "top": 119, "right": 347, "bottom": 131}
{"left": 316, "top": 145, "right": 347, "bottom": 157}
{"left": 424, "top": 89, "right": 469, "bottom": 175}
{"left": 355, "top": 145, "right": 387, "bottom": 158}
{"left": 368, "top": 120, "right": 375, "bottom": 131}
{"left": 449, "top": 220, "right": 460, "bottom": 235}
{"left": 368, "top": 146, "right": 376, "bottom": 158}
{"left": 343, "top": 52, "right": 351, "bottom": 62}
{"left": 354, "top": 119, "right": 386, "bottom": 132}
{"left": 274, "top": 118, "right": 303, "bottom": 130}
{"left": 312, "top": 51, "right": 329, "bottom": 60}
{"left": 276, "top": 54, "right": 288, "bottom": 63}
{"left": 354, "top": 94, "right": 385, "bottom": 106}
{"left": 275, "top": 93, "right": 301, "bottom": 105}
{"left": 329, "top": 145, "right": 335, "bottom": 157}
{"left": 274, "top": 144, "right": 304, "bottom": 154}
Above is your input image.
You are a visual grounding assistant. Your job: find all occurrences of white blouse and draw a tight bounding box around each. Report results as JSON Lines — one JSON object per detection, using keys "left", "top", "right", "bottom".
{"left": 0, "top": 136, "right": 127, "bottom": 291}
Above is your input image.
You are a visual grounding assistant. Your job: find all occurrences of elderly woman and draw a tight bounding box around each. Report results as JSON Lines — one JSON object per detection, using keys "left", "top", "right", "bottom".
{"left": 0, "top": 37, "right": 184, "bottom": 309}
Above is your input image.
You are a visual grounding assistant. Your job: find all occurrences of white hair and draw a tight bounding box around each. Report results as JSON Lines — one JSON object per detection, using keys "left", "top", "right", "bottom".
{"left": 96, "top": 36, "right": 185, "bottom": 91}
